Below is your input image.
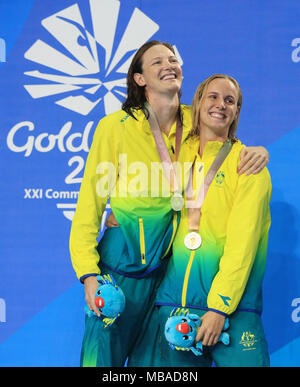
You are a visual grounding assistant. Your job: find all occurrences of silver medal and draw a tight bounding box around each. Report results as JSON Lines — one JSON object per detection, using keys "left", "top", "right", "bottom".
{"left": 170, "top": 192, "right": 184, "bottom": 211}
{"left": 184, "top": 232, "right": 202, "bottom": 250}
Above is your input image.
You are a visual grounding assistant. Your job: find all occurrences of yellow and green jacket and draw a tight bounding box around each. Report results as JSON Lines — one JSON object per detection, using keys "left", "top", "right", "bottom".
{"left": 156, "top": 139, "right": 272, "bottom": 316}
{"left": 69, "top": 106, "right": 195, "bottom": 282}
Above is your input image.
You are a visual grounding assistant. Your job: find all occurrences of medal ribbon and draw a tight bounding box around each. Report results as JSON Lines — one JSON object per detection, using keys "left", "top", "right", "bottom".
{"left": 145, "top": 102, "right": 182, "bottom": 194}
{"left": 186, "top": 139, "right": 233, "bottom": 231}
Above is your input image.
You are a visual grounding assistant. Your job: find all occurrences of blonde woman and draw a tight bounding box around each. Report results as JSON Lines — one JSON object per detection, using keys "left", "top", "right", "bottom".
{"left": 128, "top": 74, "right": 271, "bottom": 367}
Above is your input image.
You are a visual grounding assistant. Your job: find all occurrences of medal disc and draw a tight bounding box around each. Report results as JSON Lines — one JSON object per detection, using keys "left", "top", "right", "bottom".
{"left": 171, "top": 192, "right": 184, "bottom": 211}
{"left": 184, "top": 232, "right": 202, "bottom": 250}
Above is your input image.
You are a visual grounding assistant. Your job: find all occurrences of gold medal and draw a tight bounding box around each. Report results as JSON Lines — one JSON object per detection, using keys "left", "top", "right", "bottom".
{"left": 184, "top": 232, "right": 202, "bottom": 250}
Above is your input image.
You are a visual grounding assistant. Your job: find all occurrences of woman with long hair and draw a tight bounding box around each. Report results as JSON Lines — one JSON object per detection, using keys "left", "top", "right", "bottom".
{"left": 70, "top": 41, "right": 269, "bottom": 367}
{"left": 128, "top": 74, "right": 271, "bottom": 367}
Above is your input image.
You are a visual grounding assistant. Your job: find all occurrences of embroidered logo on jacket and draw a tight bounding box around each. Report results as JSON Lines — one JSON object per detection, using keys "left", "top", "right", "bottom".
{"left": 239, "top": 331, "right": 258, "bottom": 351}
{"left": 218, "top": 294, "right": 231, "bottom": 306}
{"left": 215, "top": 170, "right": 225, "bottom": 185}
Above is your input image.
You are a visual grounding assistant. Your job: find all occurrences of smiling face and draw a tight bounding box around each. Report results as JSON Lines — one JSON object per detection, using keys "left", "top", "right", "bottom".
{"left": 198, "top": 77, "right": 240, "bottom": 139}
{"left": 133, "top": 44, "right": 182, "bottom": 99}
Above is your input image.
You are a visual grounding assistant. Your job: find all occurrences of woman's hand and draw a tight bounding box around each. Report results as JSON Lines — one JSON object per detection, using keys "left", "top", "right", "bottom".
{"left": 238, "top": 146, "right": 269, "bottom": 175}
{"left": 83, "top": 276, "right": 101, "bottom": 317}
{"left": 195, "top": 311, "right": 225, "bottom": 346}
{"left": 105, "top": 211, "right": 119, "bottom": 227}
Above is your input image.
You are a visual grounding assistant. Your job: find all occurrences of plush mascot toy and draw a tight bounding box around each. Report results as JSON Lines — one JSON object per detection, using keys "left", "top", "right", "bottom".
{"left": 164, "top": 308, "right": 230, "bottom": 356}
{"left": 84, "top": 274, "right": 125, "bottom": 327}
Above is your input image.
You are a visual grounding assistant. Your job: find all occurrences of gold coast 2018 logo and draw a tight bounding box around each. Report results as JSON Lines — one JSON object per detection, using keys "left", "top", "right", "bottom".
{"left": 23, "top": 0, "right": 161, "bottom": 116}
{"left": 5, "top": 1, "right": 182, "bottom": 223}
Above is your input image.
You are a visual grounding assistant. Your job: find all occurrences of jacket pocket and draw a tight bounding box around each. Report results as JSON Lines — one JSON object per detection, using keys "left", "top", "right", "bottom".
{"left": 161, "top": 212, "right": 178, "bottom": 259}
{"left": 138, "top": 218, "right": 146, "bottom": 265}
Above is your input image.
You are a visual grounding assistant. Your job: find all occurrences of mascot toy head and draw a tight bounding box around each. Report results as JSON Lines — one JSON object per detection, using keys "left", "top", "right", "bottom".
{"left": 85, "top": 274, "right": 125, "bottom": 327}
{"left": 164, "top": 308, "right": 230, "bottom": 356}
{"left": 94, "top": 274, "right": 125, "bottom": 318}
{"left": 164, "top": 308, "right": 201, "bottom": 354}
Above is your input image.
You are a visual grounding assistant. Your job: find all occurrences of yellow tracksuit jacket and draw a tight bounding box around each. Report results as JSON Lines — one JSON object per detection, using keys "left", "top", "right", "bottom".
{"left": 156, "top": 138, "right": 272, "bottom": 316}
{"left": 69, "top": 106, "right": 194, "bottom": 282}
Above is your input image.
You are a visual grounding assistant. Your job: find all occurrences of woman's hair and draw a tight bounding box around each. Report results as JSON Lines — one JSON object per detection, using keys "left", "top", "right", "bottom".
{"left": 122, "top": 40, "right": 180, "bottom": 119}
{"left": 189, "top": 74, "right": 243, "bottom": 141}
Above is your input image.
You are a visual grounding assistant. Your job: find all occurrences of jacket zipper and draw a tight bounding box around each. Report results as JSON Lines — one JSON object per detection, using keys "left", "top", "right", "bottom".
{"left": 139, "top": 218, "right": 146, "bottom": 265}
{"left": 181, "top": 250, "right": 195, "bottom": 307}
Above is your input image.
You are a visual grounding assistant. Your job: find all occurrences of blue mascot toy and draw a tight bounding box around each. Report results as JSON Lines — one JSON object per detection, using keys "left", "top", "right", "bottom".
{"left": 84, "top": 274, "right": 125, "bottom": 327}
{"left": 164, "top": 308, "right": 230, "bottom": 356}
